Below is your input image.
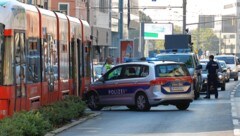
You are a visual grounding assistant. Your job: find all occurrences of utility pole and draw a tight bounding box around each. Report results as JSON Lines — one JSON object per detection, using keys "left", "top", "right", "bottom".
{"left": 119, "top": 0, "right": 123, "bottom": 40}
{"left": 86, "top": 0, "right": 90, "bottom": 23}
{"left": 183, "top": 0, "right": 187, "bottom": 34}
{"left": 118, "top": 0, "right": 123, "bottom": 61}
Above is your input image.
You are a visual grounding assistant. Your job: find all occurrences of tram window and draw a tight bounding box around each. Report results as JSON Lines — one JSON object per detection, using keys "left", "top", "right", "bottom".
{"left": 15, "top": 33, "right": 26, "bottom": 97}
{"left": 27, "top": 40, "right": 40, "bottom": 83}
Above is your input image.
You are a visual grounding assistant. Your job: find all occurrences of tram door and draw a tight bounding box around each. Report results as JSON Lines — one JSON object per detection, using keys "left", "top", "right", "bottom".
{"left": 43, "top": 35, "right": 56, "bottom": 93}
{"left": 14, "top": 32, "right": 26, "bottom": 111}
{"left": 77, "top": 39, "right": 82, "bottom": 96}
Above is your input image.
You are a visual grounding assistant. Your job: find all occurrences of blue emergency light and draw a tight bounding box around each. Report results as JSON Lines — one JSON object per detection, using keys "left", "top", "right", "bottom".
{"left": 160, "top": 49, "right": 191, "bottom": 53}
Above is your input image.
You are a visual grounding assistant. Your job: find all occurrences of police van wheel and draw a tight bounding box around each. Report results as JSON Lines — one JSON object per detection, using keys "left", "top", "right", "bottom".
{"left": 176, "top": 103, "right": 190, "bottom": 110}
{"left": 87, "top": 92, "right": 103, "bottom": 111}
{"left": 135, "top": 93, "right": 151, "bottom": 111}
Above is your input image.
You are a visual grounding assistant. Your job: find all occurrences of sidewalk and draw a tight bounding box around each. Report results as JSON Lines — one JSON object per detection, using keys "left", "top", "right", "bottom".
{"left": 45, "top": 111, "right": 101, "bottom": 136}
{"left": 230, "top": 82, "right": 240, "bottom": 136}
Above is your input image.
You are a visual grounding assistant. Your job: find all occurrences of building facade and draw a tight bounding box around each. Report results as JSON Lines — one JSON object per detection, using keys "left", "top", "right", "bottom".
{"left": 48, "top": 0, "right": 87, "bottom": 20}
{"left": 17, "top": 0, "right": 47, "bottom": 8}
{"left": 89, "top": 0, "right": 111, "bottom": 62}
{"left": 221, "top": 0, "right": 240, "bottom": 56}
{"left": 110, "top": 0, "right": 139, "bottom": 62}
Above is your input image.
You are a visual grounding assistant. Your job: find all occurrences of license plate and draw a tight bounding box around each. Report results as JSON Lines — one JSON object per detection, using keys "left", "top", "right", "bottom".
{"left": 171, "top": 86, "right": 184, "bottom": 92}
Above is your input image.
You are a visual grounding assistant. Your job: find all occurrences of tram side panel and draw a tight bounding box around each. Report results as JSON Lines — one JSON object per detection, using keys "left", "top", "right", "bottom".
{"left": 68, "top": 18, "right": 82, "bottom": 97}
{"left": 57, "top": 13, "right": 70, "bottom": 100}
{"left": 25, "top": 9, "right": 41, "bottom": 110}
{"left": 40, "top": 12, "right": 59, "bottom": 104}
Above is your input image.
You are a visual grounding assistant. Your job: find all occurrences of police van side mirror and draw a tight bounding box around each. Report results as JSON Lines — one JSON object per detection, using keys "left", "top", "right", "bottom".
{"left": 98, "top": 77, "right": 105, "bottom": 83}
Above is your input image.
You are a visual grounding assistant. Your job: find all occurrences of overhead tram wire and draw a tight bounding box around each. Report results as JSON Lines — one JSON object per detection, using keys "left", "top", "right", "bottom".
{"left": 186, "top": 16, "right": 240, "bottom": 26}
{"left": 90, "top": 6, "right": 182, "bottom": 10}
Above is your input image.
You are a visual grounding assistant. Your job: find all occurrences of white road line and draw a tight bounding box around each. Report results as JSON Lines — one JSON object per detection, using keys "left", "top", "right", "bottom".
{"left": 234, "top": 129, "right": 240, "bottom": 136}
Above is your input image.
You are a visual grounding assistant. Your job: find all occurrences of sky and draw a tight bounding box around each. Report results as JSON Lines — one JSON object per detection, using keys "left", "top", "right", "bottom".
{"left": 139, "top": 0, "right": 226, "bottom": 29}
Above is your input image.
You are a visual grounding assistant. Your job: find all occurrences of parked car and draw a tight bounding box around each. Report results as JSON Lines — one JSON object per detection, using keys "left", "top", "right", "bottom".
{"left": 200, "top": 59, "right": 230, "bottom": 82}
{"left": 218, "top": 60, "right": 230, "bottom": 82}
{"left": 86, "top": 61, "right": 194, "bottom": 111}
{"left": 200, "top": 61, "right": 226, "bottom": 92}
{"left": 156, "top": 50, "right": 202, "bottom": 99}
{"left": 215, "top": 55, "right": 238, "bottom": 81}
{"left": 237, "top": 57, "right": 240, "bottom": 72}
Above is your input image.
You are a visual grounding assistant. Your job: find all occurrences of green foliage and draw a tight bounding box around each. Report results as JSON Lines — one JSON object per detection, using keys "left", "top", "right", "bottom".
{"left": 39, "top": 96, "right": 86, "bottom": 127}
{"left": 0, "top": 96, "right": 86, "bottom": 136}
{"left": 174, "top": 25, "right": 182, "bottom": 34}
{"left": 139, "top": 11, "right": 152, "bottom": 22}
{"left": 0, "top": 111, "right": 52, "bottom": 136}
{"left": 191, "top": 28, "right": 220, "bottom": 53}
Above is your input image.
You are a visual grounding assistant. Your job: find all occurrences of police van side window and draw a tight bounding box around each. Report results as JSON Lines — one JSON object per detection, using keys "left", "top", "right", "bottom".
{"left": 140, "top": 66, "right": 149, "bottom": 77}
{"left": 123, "top": 65, "right": 149, "bottom": 78}
{"left": 105, "top": 66, "right": 123, "bottom": 80}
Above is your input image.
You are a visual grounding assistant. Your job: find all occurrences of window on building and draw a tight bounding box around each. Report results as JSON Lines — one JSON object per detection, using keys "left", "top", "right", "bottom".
{"left": 59, "top": 3, "right": 69, "bottom": 15}
{"left": 230, "top": 34, "right": 235, "bottom": 38}
{"left": 44, "top": 0, "right": 48, "bottom": 9}
{"left": 224, "top": 4, "right": 233, "bottom": 9}
{"left": 99, "top": 0, "right": 109, "bottom": 13}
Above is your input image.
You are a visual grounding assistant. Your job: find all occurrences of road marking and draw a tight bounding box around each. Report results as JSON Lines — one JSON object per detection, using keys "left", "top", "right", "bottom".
{"left": 234, "top": 129, "right": 240, "bottom": 136}
{"left": 232, "top": 82, "right": 240, "bottom": 136}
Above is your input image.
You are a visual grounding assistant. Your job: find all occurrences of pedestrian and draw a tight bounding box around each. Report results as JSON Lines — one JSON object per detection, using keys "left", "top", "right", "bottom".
{"left": 101, "top": 57, "right": 113, "bottom": 75}
{"left": 204, "top": 55, "right": 219, "bottom": 99}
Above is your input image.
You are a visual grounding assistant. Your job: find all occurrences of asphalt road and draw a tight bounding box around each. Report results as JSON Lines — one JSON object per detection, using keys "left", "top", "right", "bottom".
{"left": 57, "top": 79, "right": 239, "bottom": 136}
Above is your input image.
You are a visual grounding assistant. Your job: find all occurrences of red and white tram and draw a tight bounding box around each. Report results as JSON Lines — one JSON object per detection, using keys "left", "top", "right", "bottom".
{"left": 0, "top": 0, "right": 92, "bottom": 119}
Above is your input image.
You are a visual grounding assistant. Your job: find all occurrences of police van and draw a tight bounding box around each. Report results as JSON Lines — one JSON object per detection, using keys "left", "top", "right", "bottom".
{"left": 86, "top": 61, "right": 194, "bottom": 111}
{"left": 156, "top": 49, "right": 203, "bottom": 99}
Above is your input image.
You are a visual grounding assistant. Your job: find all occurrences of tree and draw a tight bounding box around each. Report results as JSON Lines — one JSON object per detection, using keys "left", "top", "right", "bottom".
{"left": 191, "top": 28, "right": 220, "bottom": 54}
{"left": 139, "top": 11, "right": 152, "bottom": 22}
{"left": 154, "top": 25, "right": 183, "bottom": 50}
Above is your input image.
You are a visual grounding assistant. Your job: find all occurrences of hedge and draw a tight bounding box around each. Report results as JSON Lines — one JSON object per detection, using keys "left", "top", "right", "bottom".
{"left": 0, "top": 96, "right": 86, "bottom": 136}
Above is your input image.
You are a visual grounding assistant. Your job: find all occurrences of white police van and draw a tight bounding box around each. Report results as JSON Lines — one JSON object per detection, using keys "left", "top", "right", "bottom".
{"left": 86, "top": 61, "right": 194, "bottom": 111}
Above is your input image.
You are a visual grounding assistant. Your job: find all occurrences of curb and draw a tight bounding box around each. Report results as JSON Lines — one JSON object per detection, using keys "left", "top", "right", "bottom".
{"left": 45, "top": 112, "right": 101, "bottom": 136}
{"left": 231, "top": 82, "right": 240, "bottom": 136}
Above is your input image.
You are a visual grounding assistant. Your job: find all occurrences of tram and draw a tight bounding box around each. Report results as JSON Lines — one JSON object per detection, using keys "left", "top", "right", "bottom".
{"left": 0, "top": 0, "right": 92, "bottom": 119}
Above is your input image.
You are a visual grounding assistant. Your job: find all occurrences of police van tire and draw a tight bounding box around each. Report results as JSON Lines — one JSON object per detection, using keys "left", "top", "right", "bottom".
{"left": 135, "top": 93, "right": 151, "bottom": 111}
{"left": 176, "top": 103, "right": 190, "bottom": 110}
{"left": 87, "top": 92, "right": 103, "bottom": 111}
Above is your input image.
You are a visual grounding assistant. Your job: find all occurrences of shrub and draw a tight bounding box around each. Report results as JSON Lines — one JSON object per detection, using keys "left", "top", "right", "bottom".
{"left": 0, "top": 95, "right": 86, "bottom": 135}
{"left": 39, "top": 96, "right": 86, "bottom": 127}
{"left": 0, "top": 111, "right": 52, "bottom": 136}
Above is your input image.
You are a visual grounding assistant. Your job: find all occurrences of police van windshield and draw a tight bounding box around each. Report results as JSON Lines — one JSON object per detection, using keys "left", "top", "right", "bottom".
{"left": 215, "top": 56, "right": 234, "bottom": 64}
{"left": 156, "top": 55, "right": 194, "bottom": 68}
{"left": 155, "top": 64, "right": 190, "bottom": 77}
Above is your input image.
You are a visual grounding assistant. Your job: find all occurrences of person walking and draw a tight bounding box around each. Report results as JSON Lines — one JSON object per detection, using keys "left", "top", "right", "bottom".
{"left": 204, "top": 55, "right": 219, "bottom": 99}
{"left": 101, "top": 57, "right": 113, "bottom": 75}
